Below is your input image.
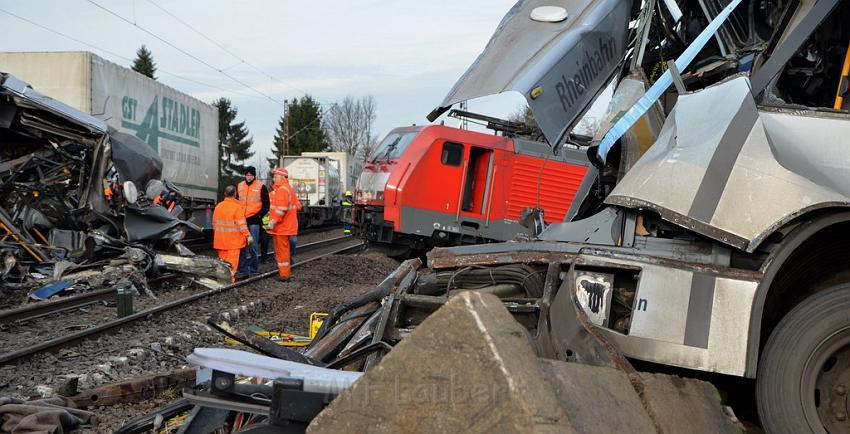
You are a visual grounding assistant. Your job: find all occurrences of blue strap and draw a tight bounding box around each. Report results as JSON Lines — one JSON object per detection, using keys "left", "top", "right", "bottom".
{"left": 596, "top": 0, "right": 744, "bottom": 161}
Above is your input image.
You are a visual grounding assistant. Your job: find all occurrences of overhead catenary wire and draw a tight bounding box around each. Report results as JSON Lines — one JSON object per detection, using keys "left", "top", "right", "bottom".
{"left": 144, "top": 0, "right": 310, "bottom": 96}
{"left": 287, "top": 103, "right": 336, "bottom": 141}
{"left": 86, "top": 0, "right": 285, "bottom": 107}
{"left": 0, "top": 7, "right": 267, "bottom": 100}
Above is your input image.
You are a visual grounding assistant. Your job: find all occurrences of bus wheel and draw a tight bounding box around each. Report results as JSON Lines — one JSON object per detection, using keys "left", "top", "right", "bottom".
{"left": 757, "top": 284, "right": 850, "bottom": 434}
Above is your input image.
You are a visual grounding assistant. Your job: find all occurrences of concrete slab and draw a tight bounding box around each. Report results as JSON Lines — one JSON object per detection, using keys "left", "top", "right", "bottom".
{"left": 308, "top": 291, "right": 574, "bottom": 434}
{"left": 632, "top": 372, "right": 742, "bottom": 433}
{"left": 308, "top": 290, "right": 742, "bottom": 433}
{"left": 539, "top": 359, "right": 657, "bottom": 434}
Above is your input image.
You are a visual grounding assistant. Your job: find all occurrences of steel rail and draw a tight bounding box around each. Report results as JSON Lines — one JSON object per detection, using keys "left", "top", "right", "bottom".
{"left": 0, "top": 236, "right": 353, "bottom": 325}
{"left": 0, "top": 238, "right": 363, "bottom": 365}
{"left": 0, "top": 273, "right": 180, "bottom": 325}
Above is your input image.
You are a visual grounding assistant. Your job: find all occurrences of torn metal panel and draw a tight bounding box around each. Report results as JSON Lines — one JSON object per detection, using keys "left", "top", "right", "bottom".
{"left": 555, "top": 247, "right": 761, "bottom": 376}
{"left": 538, "top": 206, "right": 625, "bottom": 245}
{"left": 107, "top": 127, "right": 162, "bottom": 187}
{"left": 429, "top": 0, "right": 631, "bottom": 146}
{"left": 541, "top": 268, "right": 634, "bottom": 372}
{"left": 124, "top": 204, "right": 200, "bottom": 243}
{"left": 0, "top": 74, "right": 107, "bottom": 139}
{"left": 154, "top": 253, "right": 231, "bottom": 283}
{"left": 606, "top": 76, "right": 850, "bottom": 252}
{"left": 427, "top": 242, "right": 579, "bottom": 269}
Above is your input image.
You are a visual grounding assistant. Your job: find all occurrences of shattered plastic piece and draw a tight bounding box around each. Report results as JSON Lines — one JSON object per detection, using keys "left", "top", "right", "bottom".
{"left": 194, "top": 277, "right": 224, "bottom": 290}
{"left": 30, "top": 281, "right": 72, "bottom": 300}
{"left": 51, "top": 261, "right": 77, "bottom": 280}
{"left": 186, "top": 348, "right": 362, "bottom": 394}
{"left": 174, "top": 242, "right": 196, "bottom": 257}
{"left": 35, "top": 385, "right": 54, "bottom": 398}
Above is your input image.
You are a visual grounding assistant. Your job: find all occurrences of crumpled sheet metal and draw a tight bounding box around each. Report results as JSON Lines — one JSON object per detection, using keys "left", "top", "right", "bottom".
{"left": 431, "top": 0, "right": 631, "bottom": 146}
{"left": 606, "top": 76, "right": 850, "bottom": 252}
{"left": 108, "top": 127, "right": 163, "bottom": 187}
{"left": 124, "top": 205, "right": 200, "bottom": 243}
{"left": 0, "top": 73, "right": 197, "bottom": 291}
{"left": 154, "top": 254, "right": 231, "bottom": 283}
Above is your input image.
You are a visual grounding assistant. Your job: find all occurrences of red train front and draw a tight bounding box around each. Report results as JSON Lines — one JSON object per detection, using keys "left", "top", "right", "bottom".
{"left": 353, "top": 125, "right": 589, "bottom": 256}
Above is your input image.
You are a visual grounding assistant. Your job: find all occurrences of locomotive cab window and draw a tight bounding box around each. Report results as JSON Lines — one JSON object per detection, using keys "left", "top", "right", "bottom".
{"left": 441, "top": 142, "right": 463, "bottom": 166}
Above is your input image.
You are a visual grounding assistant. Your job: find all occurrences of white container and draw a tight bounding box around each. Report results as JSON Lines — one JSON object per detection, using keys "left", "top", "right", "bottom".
{"left": 0, "top": 51, "right": 219, "bottom": 202}
{"left": 302, "top": 151, "right": 362, "bottom": 194}
{"left": 282, "top": 156, "right": 341, "bottom": 207}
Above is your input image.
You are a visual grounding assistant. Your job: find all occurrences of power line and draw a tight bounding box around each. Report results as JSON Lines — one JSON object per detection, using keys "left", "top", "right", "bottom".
{"left": 145, "top": 0, "right": 309, "bottom": 96}
{"left": 86, "top": 0, "right": 284, "bottom": 107}
{"left": 0, "top": 7, "right": 260, "bottom": 98}
{"left": 0, "top": 8, "right": 132, "bottom": 62}
{"left": 289, "top": 103, "right": 335, "bottom": 140}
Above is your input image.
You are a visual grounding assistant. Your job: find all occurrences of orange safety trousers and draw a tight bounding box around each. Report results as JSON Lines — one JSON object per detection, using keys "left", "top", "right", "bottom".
{"left": 273, "top": 234, "right": 291, "bottom": 278}
{"left": 218, "top": 249, "right": 240, "bottom": 283}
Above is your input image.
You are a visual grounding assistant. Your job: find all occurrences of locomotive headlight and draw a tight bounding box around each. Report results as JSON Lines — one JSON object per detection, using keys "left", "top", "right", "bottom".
{"left": 376, "top": 191, "right": 384, "bottom": 201}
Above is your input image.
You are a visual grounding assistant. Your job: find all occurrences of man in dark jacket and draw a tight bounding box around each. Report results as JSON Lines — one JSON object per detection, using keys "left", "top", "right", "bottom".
{"left": 236, "top": 166, "right": 269, "bottom": 277}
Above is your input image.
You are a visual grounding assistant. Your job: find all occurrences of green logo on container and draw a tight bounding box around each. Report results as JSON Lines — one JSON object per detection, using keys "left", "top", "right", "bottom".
{"left": 121, "top": 96, "right": 201, "bottom": 150}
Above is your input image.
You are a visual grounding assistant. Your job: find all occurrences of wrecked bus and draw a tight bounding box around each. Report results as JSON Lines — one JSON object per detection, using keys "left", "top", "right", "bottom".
{"left": 0, "top": 73, "right": 229, "bottom": 295}
{"left": 302, "top": 0, "right": 850, "bottom": 432}
{"left": 0, "top": 51, "right": 219, "bottom": 230}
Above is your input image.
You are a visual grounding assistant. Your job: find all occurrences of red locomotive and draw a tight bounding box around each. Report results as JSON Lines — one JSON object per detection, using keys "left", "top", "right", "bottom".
{"left": 353, "top": 121, "right": 590, "bottom": 256}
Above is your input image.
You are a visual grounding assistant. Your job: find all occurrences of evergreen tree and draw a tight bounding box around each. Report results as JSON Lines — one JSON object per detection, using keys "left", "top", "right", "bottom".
{"left": 214, "top": 98, "right": 254, "bottom": 198}
{"left": 131, "top": 45, "right": 157, "bottom": 80}
{"left": 269, "top": 95, "right": 329, "bottom": 167}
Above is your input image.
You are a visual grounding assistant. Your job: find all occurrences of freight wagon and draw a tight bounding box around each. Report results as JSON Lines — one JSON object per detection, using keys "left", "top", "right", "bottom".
{"left": 0, "top": 51, "right": 219, "bottom": 229}
{"left": 353, "top": 124, "right": 590, "bottom": 256}
{"left": 281, "top": 155, "right": 342, "bottom": 228}
{"left": 301, "top": 151, "right": 362, "bottom": 196}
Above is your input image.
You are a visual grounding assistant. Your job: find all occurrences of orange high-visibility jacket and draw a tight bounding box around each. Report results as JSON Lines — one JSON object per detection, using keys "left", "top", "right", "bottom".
{"left": 237, "top": 180, "right": 265, "bottom": 218}
{"left": 284, "top": 182, "right": 303, "bottom": 212}
{"left": 268, "top": 181, "right": 298, "bottom": 236}
{"left": 213, "top": 197, "right": 249, "bottom": 250}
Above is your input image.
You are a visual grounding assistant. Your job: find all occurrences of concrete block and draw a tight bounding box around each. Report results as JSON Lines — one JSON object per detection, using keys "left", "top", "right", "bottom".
{"left": 308, "top": 291, "right": 573, "bottom": 434}
{"left": 632, "top": 372, "right": 742, "bottom": 434}
{"left": 539, "top": 359, "right": 657, "bottom": 434}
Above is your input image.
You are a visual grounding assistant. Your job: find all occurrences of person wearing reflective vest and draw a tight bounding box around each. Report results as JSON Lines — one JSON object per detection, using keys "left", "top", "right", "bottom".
{"left": 213, "top": 185, "right": 252, "bottom": 283}
{"left": 236, "top": 166, "right": 269, "bottom": 277}
{"left": 267, "top": 167, "right": 296, "bottom": 281}
{"left": 281, "top": 172, "right": 302, "bottom": 260}
{"left": 341, "top": 191, "right": 353, "bottom": 235}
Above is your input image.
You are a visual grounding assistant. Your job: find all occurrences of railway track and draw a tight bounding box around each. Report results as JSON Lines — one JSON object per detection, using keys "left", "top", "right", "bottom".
{"left": 179, "top": 224, "right": 343, "bottom": 252}
{"left": 0, "top": 235, "right": 363, "bottom": 365}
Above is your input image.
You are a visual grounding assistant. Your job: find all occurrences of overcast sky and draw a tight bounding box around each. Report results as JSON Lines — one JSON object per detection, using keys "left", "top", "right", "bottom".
{"left": 0, "top": 0, "right": 528, "bottom": 172}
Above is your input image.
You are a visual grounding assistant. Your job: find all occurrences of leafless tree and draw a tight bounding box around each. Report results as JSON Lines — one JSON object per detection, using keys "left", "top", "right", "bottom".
{"left": 324, "top": 95, "right": 378, "bottom": 161}
{"left": 508, "top": 104, "right": 546, "bottom": 142}
{"left": 573, "top": 115, "right": 601, "bottom": 137}
{"left": 509, "top": 104, "right": 601, "bottom": 141}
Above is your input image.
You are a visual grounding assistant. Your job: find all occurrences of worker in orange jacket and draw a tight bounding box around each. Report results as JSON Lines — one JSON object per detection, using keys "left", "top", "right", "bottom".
{"left": 281, "top": 171, "right": 302, "bottom": 260}
{"left": 236, "top": 166, "right": 269, "bottom": 277}
{"left": 213, "top": 185, "right": 252, "bottom": 283}
{"left": 267, "top": 168, "right": 296, "bottom": 281}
